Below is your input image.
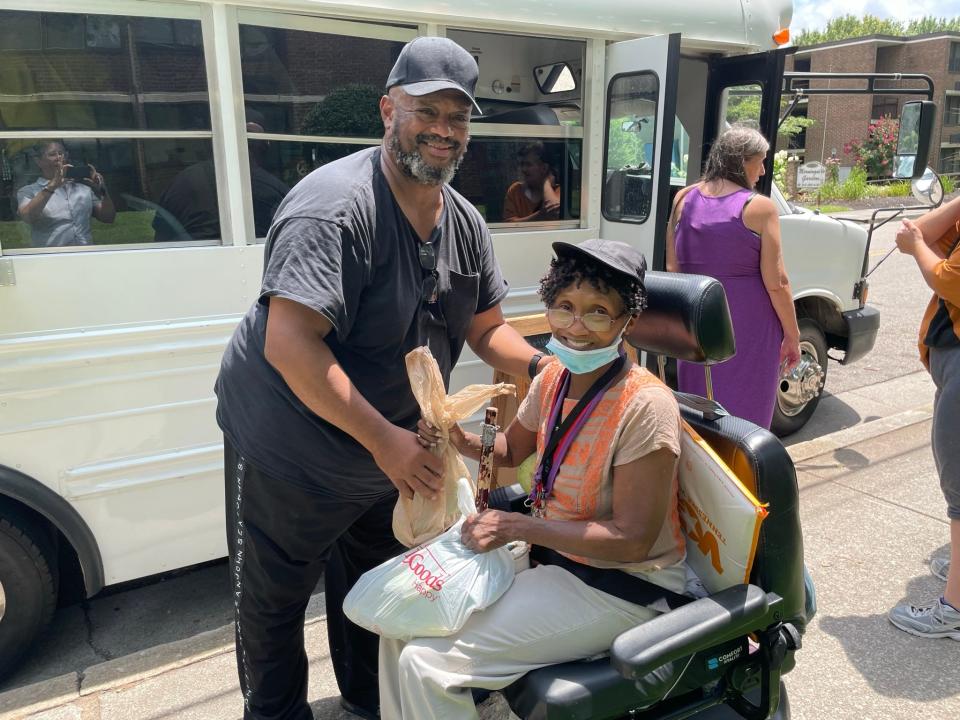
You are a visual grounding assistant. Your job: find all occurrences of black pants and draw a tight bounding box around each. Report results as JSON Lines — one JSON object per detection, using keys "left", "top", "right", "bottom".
{"left": 225, "top": 438, "right": 405, "bottom": 720}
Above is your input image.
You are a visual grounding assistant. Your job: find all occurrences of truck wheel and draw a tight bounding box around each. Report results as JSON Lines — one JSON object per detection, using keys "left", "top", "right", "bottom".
{"left": 0, "top": 516, "right": 57, "bottom": 681}
{"left": 771, "top": 319, "right": 828, "bottom": 437}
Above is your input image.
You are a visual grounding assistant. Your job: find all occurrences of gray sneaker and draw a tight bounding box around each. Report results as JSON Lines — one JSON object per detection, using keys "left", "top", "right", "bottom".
{"left": 930, "top": 557, "right": 950, "bottom": 582}
{"left": 889, "top": 597, "right": 960, "bottom": 640}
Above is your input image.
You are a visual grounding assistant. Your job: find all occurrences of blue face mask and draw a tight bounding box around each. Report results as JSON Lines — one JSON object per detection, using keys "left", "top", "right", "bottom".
{"left": 545, "top": 327, "right": 626, "bottom": 375}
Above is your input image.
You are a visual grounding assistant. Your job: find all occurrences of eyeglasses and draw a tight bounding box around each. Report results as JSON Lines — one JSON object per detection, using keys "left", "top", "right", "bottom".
{"left": 395, "top": 103, "right": 470, "bottom": 131}
{"left": 547, "top": 308, "right": 624, "bottom": 332}
{"left": 419, "top": 240, "right": 438, "bottom": 303}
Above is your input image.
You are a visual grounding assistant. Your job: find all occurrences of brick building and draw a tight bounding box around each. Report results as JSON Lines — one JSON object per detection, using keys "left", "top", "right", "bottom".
{"left": 784, "top": 32, "right": 960, "bottom": 177}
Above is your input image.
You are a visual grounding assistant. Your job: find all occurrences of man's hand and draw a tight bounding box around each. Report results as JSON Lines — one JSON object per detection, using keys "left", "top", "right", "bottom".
{"left": 461, "top": 510, "right": 520, "bottom": 553}
{"left": 896, "top": 219, "right": 924, "bottom": 256}
{"left": 371, "top": 424, "right": 444, "bottom": 500}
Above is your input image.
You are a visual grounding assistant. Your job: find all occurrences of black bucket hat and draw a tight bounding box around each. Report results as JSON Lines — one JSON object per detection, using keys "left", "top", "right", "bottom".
{"left": 552, "top": 238, "right": 647, "bottom": 286}
{"left": 386, "top": 37, "right": 481, "bottom": 114}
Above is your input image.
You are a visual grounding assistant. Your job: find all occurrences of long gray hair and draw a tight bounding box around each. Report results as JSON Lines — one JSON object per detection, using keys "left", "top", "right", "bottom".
{"left": 702, "top": 125, "right": 769, "bottom": 189}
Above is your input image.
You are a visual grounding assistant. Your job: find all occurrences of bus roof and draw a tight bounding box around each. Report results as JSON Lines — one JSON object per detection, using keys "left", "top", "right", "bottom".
{"left": 225, "top": 0, "right": 793, "bottom": 52}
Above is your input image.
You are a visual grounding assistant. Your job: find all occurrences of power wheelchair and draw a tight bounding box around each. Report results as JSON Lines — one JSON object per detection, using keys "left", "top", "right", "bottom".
{"left": 491, "top": 271, "right": 812, "bottom": 720}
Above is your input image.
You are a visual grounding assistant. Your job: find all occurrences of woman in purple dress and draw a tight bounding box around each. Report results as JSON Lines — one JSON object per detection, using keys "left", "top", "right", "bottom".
{"left": 666, "top": 126, "right": 800, "bottom": 429}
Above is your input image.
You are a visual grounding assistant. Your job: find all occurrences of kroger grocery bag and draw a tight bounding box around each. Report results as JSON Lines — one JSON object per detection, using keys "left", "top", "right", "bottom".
{"left": 394, "top": 346, "right": 515, "bottom": 547}
{"left": 344, "top": 477, "right": 515, "bottom": 640}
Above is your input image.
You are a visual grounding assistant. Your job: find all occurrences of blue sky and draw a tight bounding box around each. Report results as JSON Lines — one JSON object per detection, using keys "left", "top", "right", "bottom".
{"left": 793, "top": 0, "right": 960, "bottom": 33}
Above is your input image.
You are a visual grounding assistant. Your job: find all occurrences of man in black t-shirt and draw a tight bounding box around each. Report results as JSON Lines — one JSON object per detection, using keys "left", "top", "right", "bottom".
{"left": 214, "top": 37, "right": 549, "bottom": 720}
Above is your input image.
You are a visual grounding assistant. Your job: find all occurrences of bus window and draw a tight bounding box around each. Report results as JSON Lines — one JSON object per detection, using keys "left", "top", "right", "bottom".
{"left": 236, "top": 17, "right": 415, "bottom": 238}
{"left": 602, "top": 72, "right": 659, "bottom": 223}
{"left": 446, "top": 29, "right": 585, "bottom": 226}
{"left": 0, "top": 10, "right": 218, "bottom": 252}
{"left": 452, "top": 137, "right": 582, "bottom": 224}
{"left": 721, "top": 83, "right": 764, "bottom": 129}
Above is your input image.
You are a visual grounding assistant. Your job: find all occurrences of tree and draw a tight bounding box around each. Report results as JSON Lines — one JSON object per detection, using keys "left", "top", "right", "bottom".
{"left": 796, "top": 14, "right": 902, "bottom": 46}
{"left": 724, "top": 94, "right": 816, "bottom": 140}
{"left": 796, "top": 13, "right": 960, "bottom": 46}
{"left": 906, "top": 16, "right": 960, "bottom": 35}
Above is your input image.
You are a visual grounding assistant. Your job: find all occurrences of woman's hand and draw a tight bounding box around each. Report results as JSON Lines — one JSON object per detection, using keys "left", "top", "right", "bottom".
{"left": 47, "top": 163, "right": 67, "bottom": 192}
{"left": 461, "top": 510, "right": 520, "bottom": 553}
{"left": 416, "top": 418, "right": 466, "bottom": 451}
{"left": 415, "top": 418, "right": 443, "bottom": 449}
{"left": 86, "top": 165, "right": 107, "bottom": 198}
{"left": 779, "top": 333, "right": 801, "bottom": 374}
{"left": 895, "top": 219, "right": 924, "bottom": 257}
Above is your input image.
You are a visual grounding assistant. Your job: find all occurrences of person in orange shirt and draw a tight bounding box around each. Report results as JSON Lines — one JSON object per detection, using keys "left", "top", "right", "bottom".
{"left": 889, "top": 197, "right": 960, "bottom": 640}
{"left": 381, "top": 239, "right": 692, "bottom": 719}
{"left": 503, "top": 141, "right": 561, "bottom": 221}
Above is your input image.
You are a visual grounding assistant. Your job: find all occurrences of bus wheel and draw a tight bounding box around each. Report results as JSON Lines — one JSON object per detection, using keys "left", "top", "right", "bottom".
{"left": 771, "top": 319, "right": 828, "bottom": 437}
{"left": 0, "top": 516, "right": 57, "bottom": 682}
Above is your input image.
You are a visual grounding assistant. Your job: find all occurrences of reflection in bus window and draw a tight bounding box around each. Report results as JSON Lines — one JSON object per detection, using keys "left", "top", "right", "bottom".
{"left": 722, "top": 83, "right": 763, "bottom": 129}
{"left": 154, "top": 112, "right": 289, "bottom": 242}
{"left": 503, "top": 141, "right": 562, "bottom": 222}
{"left": 15, "top": 140, "right": 115, "bottom": 248}
{"left": 0, "top": 11, "right": 210, "bottom": 132}
{"left": 0, "top": 138, "right": 217, "bottom": 250}
{"left": 245, "top": 140, "right": 369, "bottom": 238}
{"left": 239, "top": 24, "right": 407, "bottom": 137}
{"left": 603, "top": 73, "right": 659, "bottom": 223}
{"left": 452, "top": 138, "right": 581, "bottom": 223}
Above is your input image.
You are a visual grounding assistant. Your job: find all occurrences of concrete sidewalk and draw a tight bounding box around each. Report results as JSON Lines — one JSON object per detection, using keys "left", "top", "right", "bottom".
{"left": 2, "top": 380, "right": 958, "bottom": 719}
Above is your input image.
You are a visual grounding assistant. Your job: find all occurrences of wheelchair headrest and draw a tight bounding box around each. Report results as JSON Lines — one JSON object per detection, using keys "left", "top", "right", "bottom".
{"left": 627, "top": 271, "right": 735, "bottom": 365}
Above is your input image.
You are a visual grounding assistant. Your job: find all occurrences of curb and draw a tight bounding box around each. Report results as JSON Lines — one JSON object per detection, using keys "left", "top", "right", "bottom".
{"left": 0, "top": 614, "right": 327, "bottom": 719}
{"left": 785, "top": 404, "right": 933, "bottom": 463}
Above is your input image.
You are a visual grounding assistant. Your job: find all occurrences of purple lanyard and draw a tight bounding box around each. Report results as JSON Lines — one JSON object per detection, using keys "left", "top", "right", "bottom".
{"left": 530, "top": 353, "right": 626, "bottom": 514}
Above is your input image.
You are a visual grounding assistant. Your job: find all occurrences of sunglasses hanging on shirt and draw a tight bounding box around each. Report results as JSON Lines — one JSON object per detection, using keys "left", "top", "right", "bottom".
{"left": 419, "top": 240, "right": 439, "bottom": 304}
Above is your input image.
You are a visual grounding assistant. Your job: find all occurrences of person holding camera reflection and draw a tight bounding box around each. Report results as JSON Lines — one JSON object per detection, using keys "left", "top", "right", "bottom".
{"left": 503, "top": 141, "right": 561, "bottom": 222}
{"left": 17, "top": 140, "right": 115, "bottom": 247}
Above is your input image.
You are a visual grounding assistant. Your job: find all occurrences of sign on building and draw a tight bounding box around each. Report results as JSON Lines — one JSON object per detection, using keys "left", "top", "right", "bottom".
{"left": 797, "top": 161, "right": 827, "bottom": 190}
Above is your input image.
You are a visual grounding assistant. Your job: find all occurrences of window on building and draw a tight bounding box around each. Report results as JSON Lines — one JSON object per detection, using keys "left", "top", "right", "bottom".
{"left": 951, "top": 42, "right": 960, "bottom": 73}
{"left": 940, "top": 147, "right": 960, "bottom": 175}
{"left": 602, "top": 72, "right": 659, "bottom": 224}
{"left": 871, "top": 96, "right": 899, "bottom": 121}
{"left": 0, "top": 9, "right": 219, "bottom": 252}
{"left": 945, "top": 95, "right": 960, "bottom": 127}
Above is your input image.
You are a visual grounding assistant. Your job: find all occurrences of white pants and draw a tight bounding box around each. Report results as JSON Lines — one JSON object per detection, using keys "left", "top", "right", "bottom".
{"left": 378, "top": 564, "right": 659, "bottom": 720}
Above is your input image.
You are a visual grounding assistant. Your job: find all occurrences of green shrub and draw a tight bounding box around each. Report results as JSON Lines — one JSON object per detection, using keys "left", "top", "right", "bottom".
{"left": 844, "top": 116, "right": 899, "bottom": 178}
{"left": 836, "top": 166, "right": 869, "bottom": 200}
{"left": 942, "top": 175, "right": 956, "bottom": 194}
{"left": 300, "top": 84, "right": 384, "bottom": 137}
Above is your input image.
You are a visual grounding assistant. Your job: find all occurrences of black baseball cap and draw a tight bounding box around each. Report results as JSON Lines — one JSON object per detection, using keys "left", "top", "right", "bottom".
{"left": 552, "top": 238, "right": 647, "bottom": 285}
{"left": 386, "top": 37, "right": 481, "bottom": 114}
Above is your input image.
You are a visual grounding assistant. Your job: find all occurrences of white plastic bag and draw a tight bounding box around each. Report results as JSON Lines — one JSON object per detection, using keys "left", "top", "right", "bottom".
{"left": 344, "top": 478, "right": 515, "bottom": 640}
{"left": 394, "top": 347, "right": 515, "bottom": 547}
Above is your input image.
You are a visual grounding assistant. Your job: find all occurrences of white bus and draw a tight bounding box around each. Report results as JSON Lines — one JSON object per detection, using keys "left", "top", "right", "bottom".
{"left": 0, "top": 0, "right": 929, "bottom": 676}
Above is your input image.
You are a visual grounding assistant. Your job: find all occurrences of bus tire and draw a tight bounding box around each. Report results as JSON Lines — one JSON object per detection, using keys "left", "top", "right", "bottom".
{"left": 771, "top": 319, "right": 828, "bottom": 437}
{"left": 0, "top": 516, "right": 57, "bottom": 682}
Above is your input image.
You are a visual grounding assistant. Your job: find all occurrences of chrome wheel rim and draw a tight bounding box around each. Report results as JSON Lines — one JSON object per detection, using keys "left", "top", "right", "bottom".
{"left": 777, "top": 340, "right": 824, "bottom": 417}
{"left": 0, "top": 576, "right": 6, "bottom": 623}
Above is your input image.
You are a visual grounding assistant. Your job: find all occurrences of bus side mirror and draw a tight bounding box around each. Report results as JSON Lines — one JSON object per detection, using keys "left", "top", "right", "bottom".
{"left": 534, "top": 62, "right": 577, "bottom": 94}
{"left": 894, "top": 100, "right": 936, "bottom": 180}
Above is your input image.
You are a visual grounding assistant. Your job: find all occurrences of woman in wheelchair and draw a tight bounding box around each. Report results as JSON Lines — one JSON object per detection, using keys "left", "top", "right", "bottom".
{"left": 379, "top": 239, "right": 692, "bottom": 719}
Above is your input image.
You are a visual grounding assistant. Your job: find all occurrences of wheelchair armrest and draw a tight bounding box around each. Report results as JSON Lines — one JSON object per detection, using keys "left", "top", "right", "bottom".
{"left": 611, "top": 584, "right": 778, "bottom": 681}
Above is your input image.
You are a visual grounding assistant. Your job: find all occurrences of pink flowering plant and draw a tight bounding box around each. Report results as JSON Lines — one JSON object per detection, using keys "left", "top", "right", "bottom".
{"left": 843, "top": 116, "right": 899, "bottom": 178}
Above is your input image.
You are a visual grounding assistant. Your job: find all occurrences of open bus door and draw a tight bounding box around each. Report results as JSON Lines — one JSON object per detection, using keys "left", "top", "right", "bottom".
{"left": 599, "top": 33, "right": 680, "bottom": 271}
{"left": 702, "top": 49, "right": 788, "bottom": 196}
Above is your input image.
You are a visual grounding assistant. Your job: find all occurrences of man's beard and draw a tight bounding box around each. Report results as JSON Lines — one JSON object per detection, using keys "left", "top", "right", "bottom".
{"left": 388, "top": 131, "right": 466, "bottom": 186}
